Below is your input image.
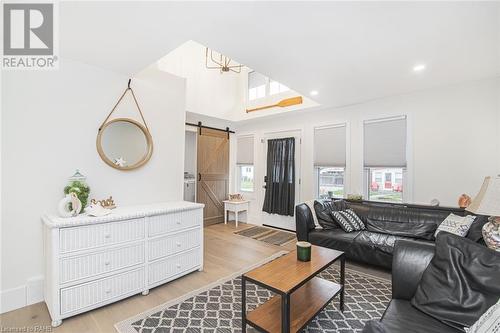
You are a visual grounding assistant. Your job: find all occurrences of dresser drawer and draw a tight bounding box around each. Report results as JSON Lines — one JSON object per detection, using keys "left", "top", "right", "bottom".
{"left": 60, "top": 242, "right": 145, "bottom": 284}
{"left": 148, "top": 247, "right": 201, "bottom": 285}
{"left": 149, "top": 227, "right": 201, "bottom": 261}
{"left": 148, "top": 209, "right": 202, "bottom": 236}
{"left": 60, "top": 218, "right": 145, "bottom": 253}
{"left": 60, "top": 267, "right": 145, "bottom": 315}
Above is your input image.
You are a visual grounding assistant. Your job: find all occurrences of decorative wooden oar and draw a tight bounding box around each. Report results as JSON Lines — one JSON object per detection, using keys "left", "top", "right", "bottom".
{"left": 246, "top": 96, "right": 303, "bottom": 113}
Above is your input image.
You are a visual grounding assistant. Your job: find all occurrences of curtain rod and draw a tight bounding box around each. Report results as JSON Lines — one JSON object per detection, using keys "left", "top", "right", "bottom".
{"left": 185, "top": 122, "right": 235, "bottom": 134}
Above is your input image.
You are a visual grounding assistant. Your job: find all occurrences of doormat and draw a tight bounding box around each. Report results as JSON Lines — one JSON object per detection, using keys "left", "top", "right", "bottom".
{"left": 235, "top": 226, "right": 296, "bottom": 246}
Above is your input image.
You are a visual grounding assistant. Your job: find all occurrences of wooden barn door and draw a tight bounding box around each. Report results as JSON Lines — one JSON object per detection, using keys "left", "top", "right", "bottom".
{"left": 197, "top": 128, "right": 229, "bottom": 226}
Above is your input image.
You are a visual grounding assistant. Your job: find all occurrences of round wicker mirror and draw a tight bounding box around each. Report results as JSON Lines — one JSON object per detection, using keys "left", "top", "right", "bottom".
{"left": 96, "top": 118, "right": 153, "bottom": 170}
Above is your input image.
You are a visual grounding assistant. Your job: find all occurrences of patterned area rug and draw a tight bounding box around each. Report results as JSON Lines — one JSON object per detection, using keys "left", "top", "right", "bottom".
{"left": 115, "top": 252, "right": 391, "bottom": 333}
{"left": 235, "top": 226, "right": 296, "bottom": 246}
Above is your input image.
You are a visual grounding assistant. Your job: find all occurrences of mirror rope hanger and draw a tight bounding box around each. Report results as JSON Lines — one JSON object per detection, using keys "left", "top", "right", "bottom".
{"left": 98, "top": 79, "right": 151, "bottom": 133}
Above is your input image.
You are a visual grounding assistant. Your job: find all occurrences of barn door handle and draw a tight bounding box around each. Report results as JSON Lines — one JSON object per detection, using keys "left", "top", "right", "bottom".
{"left": 198, "top": 173, "right": 201, "bottom": 181}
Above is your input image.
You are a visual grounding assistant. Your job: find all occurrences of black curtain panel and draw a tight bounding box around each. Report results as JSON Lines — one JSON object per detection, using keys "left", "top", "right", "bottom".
{"left": 262, "top": 137, "right": 295, "bottom": 216}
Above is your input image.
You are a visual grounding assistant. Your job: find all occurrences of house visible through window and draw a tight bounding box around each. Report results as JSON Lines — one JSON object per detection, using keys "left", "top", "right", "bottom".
{"left": 238, "top": 165, "right": 254, "bottom": 192}
{"left": 317, "top": 167, "right": 345, "bottom": 199}
{"left": 236, "top": 136, "right": 254, "bottom": 192}
{"left": 248, "top": 71, "right": 289, "bottom": 101}
{"left": 368, "top": 167, "right": 404, "bottom": 203}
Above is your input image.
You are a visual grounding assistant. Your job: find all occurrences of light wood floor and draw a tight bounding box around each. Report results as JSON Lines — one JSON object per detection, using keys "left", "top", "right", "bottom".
{"left": 0, "top": 222, "right": 390, "bottom": 333}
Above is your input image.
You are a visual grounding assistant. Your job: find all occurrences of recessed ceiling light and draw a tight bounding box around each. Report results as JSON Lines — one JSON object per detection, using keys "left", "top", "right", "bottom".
{"left": 413, "top": 64, "right": 426, "bottom": 72}
{"left": 310, "top": 90, "right": 319, "bottom": 96}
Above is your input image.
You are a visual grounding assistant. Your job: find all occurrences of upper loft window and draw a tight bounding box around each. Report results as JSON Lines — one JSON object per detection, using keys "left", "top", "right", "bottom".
{"left": 248, "top": 71, "right": 289, "bottom": 101}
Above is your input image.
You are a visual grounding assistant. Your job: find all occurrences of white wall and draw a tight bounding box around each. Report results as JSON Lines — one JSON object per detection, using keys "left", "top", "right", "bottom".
{"left": 1, "top": 59, "right": 186, "bottom": 313}
{"left": 235, "top": 78, "right": 500, "bottom": 230}
{"left": 158, "top": 40, "right": 244, "bottom": 120}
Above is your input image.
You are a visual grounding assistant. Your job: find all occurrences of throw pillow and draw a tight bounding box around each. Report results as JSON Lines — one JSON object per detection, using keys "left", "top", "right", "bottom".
{"left": 411, "top": 232, "right": 500, "bottom": 330}
{"left": 434, "top": 213, "right": 476, "bottom": 237}
{"left": 331, "top": 209, "right": 365, "bottom": 232}
{"left": 465, "top": 299, "right": 500, "bottom": 333}
{"left": 314, "top": 199, "right": 344, "bottom": 229}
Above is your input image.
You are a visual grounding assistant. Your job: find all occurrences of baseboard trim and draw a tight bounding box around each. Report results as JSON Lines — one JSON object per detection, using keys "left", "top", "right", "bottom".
{"left": 1, "top": 276, "right": 44, "bottom": 314}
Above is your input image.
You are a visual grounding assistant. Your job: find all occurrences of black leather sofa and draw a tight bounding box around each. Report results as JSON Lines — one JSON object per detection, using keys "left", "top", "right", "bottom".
{"left": 362, "top": 240, "right": 468, "bottom": 333}
{"left": 296, "top": 199, "right": 488, "bottom": 269}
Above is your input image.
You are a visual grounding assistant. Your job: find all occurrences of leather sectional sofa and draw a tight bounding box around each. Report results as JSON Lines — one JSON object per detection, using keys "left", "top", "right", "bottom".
{"left": 295, "top": 199, "right": 488, "bottom": 269}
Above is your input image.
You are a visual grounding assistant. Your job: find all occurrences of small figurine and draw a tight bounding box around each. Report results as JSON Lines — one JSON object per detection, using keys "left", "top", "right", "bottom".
{"left": 458, "top": 194, "right": 471, "bottom": 208}
{"left": 90, "top": 196, "right": 116, "bottom": 209}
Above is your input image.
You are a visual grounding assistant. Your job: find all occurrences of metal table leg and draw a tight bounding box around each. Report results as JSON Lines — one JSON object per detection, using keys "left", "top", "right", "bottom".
{"left": 281, "top": 293, "right": 290, "bottom": 333}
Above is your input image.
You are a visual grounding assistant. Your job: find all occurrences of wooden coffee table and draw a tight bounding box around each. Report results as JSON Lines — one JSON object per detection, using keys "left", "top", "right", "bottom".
{"left": 241, "top": 245, "right": 345, "bottom": 333}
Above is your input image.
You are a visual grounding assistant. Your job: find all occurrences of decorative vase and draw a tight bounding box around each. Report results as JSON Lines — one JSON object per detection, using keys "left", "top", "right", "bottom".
{"left": 482, "top": 217, "right": 500, "bottom": 252}
{"left": 297, "top": 241, "right": 312, "bottom": 262}
{"left": 63, "top": 170, "right": 90, "bottom": 214}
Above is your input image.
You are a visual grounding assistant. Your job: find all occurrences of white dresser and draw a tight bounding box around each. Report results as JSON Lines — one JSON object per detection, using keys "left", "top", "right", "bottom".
{"left": 42, "top": 201, "right": 204, "bottom": 327}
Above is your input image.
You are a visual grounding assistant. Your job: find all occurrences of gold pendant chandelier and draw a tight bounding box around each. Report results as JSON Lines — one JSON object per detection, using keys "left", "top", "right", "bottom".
{"left": 205, "top": 47, "right": 242, "bottom": 74}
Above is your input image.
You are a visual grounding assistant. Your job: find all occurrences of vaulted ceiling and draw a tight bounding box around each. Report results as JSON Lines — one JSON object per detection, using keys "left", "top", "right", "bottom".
{"left": 60, "top": 1, "right": 500, "bottom": 111}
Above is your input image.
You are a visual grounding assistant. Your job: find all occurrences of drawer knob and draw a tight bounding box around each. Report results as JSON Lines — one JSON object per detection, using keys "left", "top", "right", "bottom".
{"left": 105, "top": 261, "right": 111, "bottom": 266}
{"left": 104, "top": 234, "right": 111, "bottom": 239}
{"left": 176, "top": 221, "right": 181, "bottom": 225}
{"left": 176, "top": 242, "right": 181, "bottom": 247}
{"left": 105, "top": 289, "right": 111, "bottom": 294}
{"left": 176, "top": 264, "right": 181, "bottom": 269}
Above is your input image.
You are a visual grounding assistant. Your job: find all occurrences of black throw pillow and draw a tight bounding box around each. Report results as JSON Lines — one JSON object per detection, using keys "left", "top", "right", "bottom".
{"left": 330, "top": 209, "right": 365, "bottom": 232}
{"left": 411, "top": 232, "right": 500, "bottom": 330}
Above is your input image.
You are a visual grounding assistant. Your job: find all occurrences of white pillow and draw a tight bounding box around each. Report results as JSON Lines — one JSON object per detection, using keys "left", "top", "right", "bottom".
{"left": 304, "top": 200, "right": 321, "bottom": 229}
{"left": 465, "top": 299, "right": 500, "bottom": 333}
{"left": 435, "top": 213, "right": 476, "bottom": 238}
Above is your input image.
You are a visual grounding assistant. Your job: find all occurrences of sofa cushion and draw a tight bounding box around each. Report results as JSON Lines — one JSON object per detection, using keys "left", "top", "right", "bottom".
{"left": 365, "top": 219, "right": 437, "bottom": 240}
{"left": 378, "top": 300, "right": 460, "bottom": 333}
{"left": 349, "top": 203, "right": 446, "bottom": 240}
{"left": 308, "top": 229, "right": 360, "bottom": 252}
{"left": 353, "top": 231, "right": 432, "bottom": 255}
{"left": 411, "top": 232, "right": 500, "bottom": 330}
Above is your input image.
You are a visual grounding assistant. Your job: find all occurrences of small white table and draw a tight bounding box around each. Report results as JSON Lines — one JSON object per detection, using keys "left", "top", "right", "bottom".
{"left": 223, "top": 200, "right": 250, "bottom": 227}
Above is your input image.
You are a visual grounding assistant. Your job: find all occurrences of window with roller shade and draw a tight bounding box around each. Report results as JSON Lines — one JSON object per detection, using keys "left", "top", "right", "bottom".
{"left": 363, "top": 116, "right": 407, "bottom": 203}
{"left": 314, "top": 124, "right": 347, "bottom": 199}
{"left": 236, "top": 136, "right": 254, "bottom": 192}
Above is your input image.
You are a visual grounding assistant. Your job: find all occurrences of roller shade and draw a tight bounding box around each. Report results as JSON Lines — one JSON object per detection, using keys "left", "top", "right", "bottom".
{"left": 237, "top": 136, "right": 254, "bottom": 165}
{"left": 364, "top": 116, "right": 407, "bottom": 168}
{"left": 314, "top": 124, "right": 346, "bottom": 167}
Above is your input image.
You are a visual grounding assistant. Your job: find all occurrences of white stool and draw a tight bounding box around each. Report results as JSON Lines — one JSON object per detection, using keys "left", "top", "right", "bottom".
{"left": 223, "top": 200, "right": 249, "bottom": 227}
